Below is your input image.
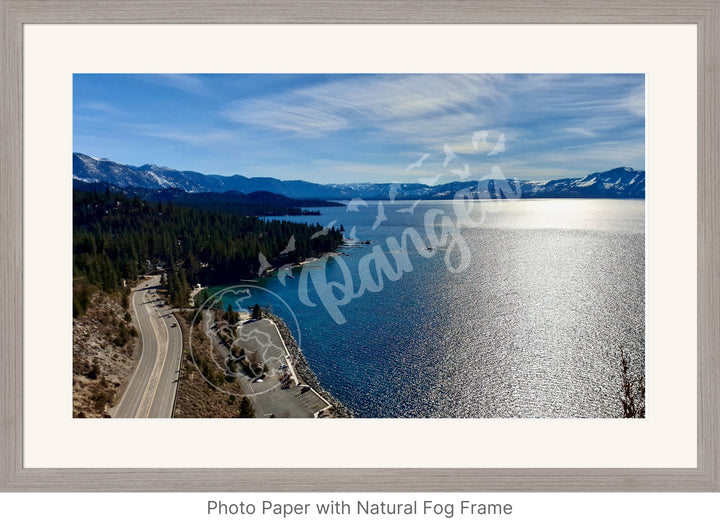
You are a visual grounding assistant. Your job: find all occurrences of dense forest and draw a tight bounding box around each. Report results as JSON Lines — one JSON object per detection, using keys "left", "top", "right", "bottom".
{"left": 73, "top": 180, "right": 343, "bottom": 216}
{"left": 73, "top": 188, "right": 343, "bottom": 313}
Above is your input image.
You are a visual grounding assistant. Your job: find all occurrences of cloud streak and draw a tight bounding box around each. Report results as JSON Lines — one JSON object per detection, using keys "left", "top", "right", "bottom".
{"left": 154, "top": 74, "right": 209, "bottom": 95}
{"left": 73, "top": 73, "right": 645, "bottom": 182}
{"left": 224, "top": 74, "right": 502, "bottom": 137}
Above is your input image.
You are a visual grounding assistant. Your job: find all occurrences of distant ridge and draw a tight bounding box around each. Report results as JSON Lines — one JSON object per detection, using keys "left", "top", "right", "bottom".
{"left": 73, "top": 152, "right": 645, "bottom": 200}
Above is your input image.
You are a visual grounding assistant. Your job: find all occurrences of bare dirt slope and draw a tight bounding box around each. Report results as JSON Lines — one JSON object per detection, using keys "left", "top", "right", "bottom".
{"left": 173, "top": 309, "right": 250, "bottom": 418}
{"left": 72, "top": 285, "right": 138, "bottom": 417}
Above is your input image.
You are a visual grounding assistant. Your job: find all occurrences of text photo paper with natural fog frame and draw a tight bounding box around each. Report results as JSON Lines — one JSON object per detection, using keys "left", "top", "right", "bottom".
{"left": 72, "top": 73, "right": 645, "bottom": 420}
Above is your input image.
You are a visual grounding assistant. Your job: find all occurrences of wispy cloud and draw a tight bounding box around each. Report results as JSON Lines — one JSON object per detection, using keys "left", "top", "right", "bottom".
{"left": 621, "top": 84, "right": 646, "bottom": 117}
{"left": 563, "top": 127, "right": 597, "bottom": 138}
{"left": 75, "top": 101, "right": 127, "bottom": 120}
{"left": 224, "top": 74, "right": 502, "bottom": 137}
{"left": 78, "top": 101, "right": 123, "bottom": 114}
{"left": 74, "top": 73, "right": 645, "bottom": 182}
{"left": 139, "top": 128, "right": 237, "bottom": 145}
{"left": 155, "top": 74, "right": 209, "bottom": 95}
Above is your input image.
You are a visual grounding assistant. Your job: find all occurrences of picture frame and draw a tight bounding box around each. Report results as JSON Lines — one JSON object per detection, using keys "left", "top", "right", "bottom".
{"left": 1, "top": 0, "right": 718, "bottom": 491}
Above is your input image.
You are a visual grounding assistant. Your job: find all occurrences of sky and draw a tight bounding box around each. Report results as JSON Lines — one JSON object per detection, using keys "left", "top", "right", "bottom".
{"left": 73, "top": 73, "right": 645, "bottom": 184}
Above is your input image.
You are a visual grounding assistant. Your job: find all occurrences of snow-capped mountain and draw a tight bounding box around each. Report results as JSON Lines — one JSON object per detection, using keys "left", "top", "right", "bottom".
{"left": 568, "top": 167, "right": 645, "bottom": 197}
{"left": 73, "top": 153, "right": 645, "bottom": 200}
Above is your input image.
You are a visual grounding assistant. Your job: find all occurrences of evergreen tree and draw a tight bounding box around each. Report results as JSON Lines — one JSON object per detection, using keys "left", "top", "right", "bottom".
{"left": 73, "top": 189, "right": 344, "bottom": 298}
{"left": 239, "top": 397, "right": 255, "bottom": 418}
{"left": 251, "top": 303, "right": 262, "bottom": 320}
{"left": 225, "top": 303, "right": 237, "bottom": 325}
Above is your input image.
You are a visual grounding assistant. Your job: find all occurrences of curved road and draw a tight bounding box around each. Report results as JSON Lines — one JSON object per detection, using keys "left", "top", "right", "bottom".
{"left": 114, "top": 276, "right": 183, "bottom": 418}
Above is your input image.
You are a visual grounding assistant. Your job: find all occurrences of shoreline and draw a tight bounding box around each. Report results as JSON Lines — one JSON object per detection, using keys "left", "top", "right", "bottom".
{"left": 198, "top": 247, "right": 352, "bottom": 417}
{"left": 261, "top": 250, "right": 342, "bottom": 276}
{"left": 266, "top": 312, "right": 353, "bottom": 418}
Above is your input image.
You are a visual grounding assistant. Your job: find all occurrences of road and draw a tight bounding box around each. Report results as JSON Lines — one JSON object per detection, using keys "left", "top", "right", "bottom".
{"left": 113, "top": 276, "right": 183, "bottom": 418}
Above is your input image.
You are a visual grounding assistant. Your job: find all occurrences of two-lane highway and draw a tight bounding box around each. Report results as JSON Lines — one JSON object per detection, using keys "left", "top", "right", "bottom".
{"left": 113, "top": 276, "right": 183, "bottom": 418}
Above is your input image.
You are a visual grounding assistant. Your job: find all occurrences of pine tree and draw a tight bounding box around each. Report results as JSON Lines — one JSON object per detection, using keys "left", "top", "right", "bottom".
{"left": 239, "top": 397, "right": 255, "bottom": 418}
{"left": 251, "top": 303, "right": 262, "bottom": 320}
{"left": 225, "top": 303, "right": 237, "bottom": 325}
{"left": 73, "top": 189, "right": 344, "bottom": 294}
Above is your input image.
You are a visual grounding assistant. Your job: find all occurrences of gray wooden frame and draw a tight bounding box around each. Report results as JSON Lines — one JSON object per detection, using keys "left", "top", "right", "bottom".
{"left": 1, "top": 0, "right": 718, "bottom": 492}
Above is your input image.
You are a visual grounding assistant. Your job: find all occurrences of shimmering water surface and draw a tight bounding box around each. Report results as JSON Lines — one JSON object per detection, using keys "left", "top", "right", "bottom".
{"left": 213, "top": 199, "right": 645, "bottom": 418}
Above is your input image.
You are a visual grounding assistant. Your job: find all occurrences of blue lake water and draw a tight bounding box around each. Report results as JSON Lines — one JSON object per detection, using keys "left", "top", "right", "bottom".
{"left": 211, "top": 199, "right": 645, "bottom": 418}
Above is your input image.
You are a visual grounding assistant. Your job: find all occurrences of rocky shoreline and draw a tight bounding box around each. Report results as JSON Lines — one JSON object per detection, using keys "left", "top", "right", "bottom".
{"left": 266, "top": 312, "right": 353, "bottom": 418}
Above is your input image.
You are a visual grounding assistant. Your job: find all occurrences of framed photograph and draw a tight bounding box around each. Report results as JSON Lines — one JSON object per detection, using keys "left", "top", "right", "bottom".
{"left": 1, "top": 1, "right": 718, "bottom": 491}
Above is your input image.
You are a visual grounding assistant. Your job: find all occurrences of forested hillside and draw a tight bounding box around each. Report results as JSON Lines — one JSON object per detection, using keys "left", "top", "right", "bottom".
{"left": 73, "top": 189, "right": 343, "bottom": 310}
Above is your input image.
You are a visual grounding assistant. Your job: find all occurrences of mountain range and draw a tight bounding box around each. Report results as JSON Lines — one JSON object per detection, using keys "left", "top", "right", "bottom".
{"left": 73, "top": 152, "right": 645, "bottom": 200}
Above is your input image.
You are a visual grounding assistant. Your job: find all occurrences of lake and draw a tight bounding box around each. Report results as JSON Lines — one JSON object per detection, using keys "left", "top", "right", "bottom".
{"left": 212, "top": 198, "right": 645, "bottom": 418}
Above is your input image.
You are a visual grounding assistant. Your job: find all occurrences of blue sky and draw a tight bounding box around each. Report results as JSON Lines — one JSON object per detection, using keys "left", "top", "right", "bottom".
{"left": 74, "top": 74, "right": 644, "bottom": 184}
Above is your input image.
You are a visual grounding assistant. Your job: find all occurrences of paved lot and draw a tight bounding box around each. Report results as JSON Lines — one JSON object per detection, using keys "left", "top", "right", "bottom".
{"left": 204, "top": 312, "right": 331, "bottom": 418}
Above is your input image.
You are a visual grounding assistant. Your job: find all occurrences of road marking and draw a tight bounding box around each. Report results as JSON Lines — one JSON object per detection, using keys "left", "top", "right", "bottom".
{"left": 113, "top": 282, "right": 152, "bottom": 417}
{"left": 135, "top": 299, "right": 170, "bottom": 417}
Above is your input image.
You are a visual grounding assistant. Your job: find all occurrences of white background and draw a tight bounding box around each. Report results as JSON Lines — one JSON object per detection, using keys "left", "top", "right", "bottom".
{"left": 1, "top": 492, "right": 718, "bottom": 529}
{"left": 22, "top": 24, "right": 697, "bottom": 470}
